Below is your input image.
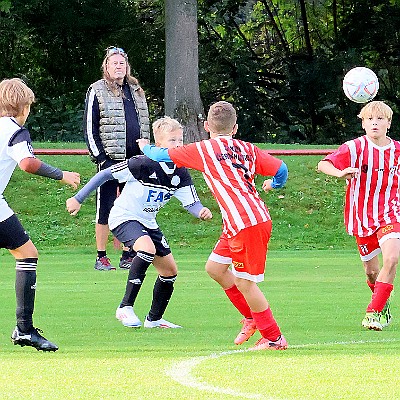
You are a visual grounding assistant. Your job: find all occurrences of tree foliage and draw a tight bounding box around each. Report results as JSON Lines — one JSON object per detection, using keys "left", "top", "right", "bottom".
{"left": 1, "top": 0, "right": 400, "bottom": 144}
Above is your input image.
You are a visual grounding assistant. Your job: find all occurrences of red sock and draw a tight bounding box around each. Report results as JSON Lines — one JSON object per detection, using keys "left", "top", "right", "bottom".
{"left": 251, "top": 308, "right": 281, "bottom": 341}
{"left": 367, "top": 280, "right": 375, "bottom": 292}
{"left": 224, "top": 285, "right": 252, "bottom": 319}
{"left": 367, "top": 281, "right": 393, "bottom": 313}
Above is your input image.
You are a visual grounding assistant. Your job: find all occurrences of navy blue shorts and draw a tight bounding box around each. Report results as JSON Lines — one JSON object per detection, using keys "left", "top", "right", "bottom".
{"left": 0, "top": 214, "right": 30, "bottom": 250}
{"left": 96, "top": 160, "right": 126, "bottom": 225}
{"left": 111, "top": 220, "right": 171, "bottom": 257}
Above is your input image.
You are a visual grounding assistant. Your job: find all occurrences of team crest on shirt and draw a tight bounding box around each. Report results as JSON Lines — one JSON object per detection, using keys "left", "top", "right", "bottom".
{"left": 171, "top": 176, "right": 180, "bottom": 186}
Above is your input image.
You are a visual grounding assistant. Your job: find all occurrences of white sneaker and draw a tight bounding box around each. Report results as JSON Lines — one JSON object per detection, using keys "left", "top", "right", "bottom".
{"left": 143, "top": 316, "right": 182, "bottom": 328}
{"left": 116, "top": 306, "right": 142, "bottom": 328}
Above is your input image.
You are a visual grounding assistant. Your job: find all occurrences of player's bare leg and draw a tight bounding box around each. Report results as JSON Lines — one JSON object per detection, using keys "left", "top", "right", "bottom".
{"left": 362, "top": 238, "right": 399, "bottom": 330}
{"left": 206, "top": 260, "right": 256, "bottom": 344}
{"left": 235, "top": 277, "right": 287, "bottom": 350}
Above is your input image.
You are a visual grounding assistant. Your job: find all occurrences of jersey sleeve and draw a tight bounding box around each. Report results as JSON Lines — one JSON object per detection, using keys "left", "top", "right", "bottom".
{"left": 110, "top": 160, "right": 133, "bottom": 182}
{"left": 174, "top": 184, "right": 201, "bottom": 207}
{"left": 7, "top": 128, "right": 35, "bottom": 164}
{"left": 84, "top": 88, "right": 106, "bottom": 163}
{"left": 173, "top": 169, "right": 200, "bottom": 207}
{"left": 322, "top": 144, "right": 351, "bottom": 169}
{"left": 254, "top": 147, "right": 283, "bottom": 177}
{"left": 168, "top": 143, "right": 205, "bottom": 171}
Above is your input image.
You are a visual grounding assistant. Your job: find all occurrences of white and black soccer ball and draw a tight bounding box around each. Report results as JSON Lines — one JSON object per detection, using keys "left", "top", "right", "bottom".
{"left": 342, "top": 67, "right": 379, "bottom": 103}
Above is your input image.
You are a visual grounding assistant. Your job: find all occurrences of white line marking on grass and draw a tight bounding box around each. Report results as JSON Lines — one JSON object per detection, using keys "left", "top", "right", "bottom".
{"left": 166, "top": 349, "right": 267, "bottom": 399}
{"left": 166, "top": 338, "right": 399, "bottom": 399}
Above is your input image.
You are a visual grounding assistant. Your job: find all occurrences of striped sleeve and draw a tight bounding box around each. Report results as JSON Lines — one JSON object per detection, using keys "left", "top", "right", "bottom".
{"left": 83, "top": 87, "right": 106, "bottom": 163}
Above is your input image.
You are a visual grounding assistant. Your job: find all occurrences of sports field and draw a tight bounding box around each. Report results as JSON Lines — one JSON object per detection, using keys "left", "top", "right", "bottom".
{"left": 1, "top": 149, "right": 399, "bottom": 398}
{"left": 1, "top": 247, "right": 399, "bottom": 399}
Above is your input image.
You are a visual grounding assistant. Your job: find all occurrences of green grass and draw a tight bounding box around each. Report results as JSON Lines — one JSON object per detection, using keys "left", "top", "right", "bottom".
{"left": 1, "top": 143, "right": 398, "bottom": 399}
{"left": 5, "top": 142, "right": 353, "bottom": 252}
{"left": 0, "top": 248, "right": 399, "bottom": 399}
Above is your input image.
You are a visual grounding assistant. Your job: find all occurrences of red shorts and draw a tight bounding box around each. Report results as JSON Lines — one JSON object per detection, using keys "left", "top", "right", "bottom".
{"left": 355, "top": 222, "right": 400, "bottom": 261}
{"left": 208, "top": 221, "right": 272, "bottom": 283}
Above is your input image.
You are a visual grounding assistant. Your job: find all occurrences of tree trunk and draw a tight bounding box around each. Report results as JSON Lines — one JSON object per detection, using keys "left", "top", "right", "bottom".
{"left": 165, "top": 0, "right": 207, "bottom": 143}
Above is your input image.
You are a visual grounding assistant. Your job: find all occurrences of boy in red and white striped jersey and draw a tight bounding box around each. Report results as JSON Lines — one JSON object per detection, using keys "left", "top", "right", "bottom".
{"left": 318, "top": 101, "right": 399, "bottom": 331}
{"left": 138, "top": 101, "right": 288, "bottom": 350}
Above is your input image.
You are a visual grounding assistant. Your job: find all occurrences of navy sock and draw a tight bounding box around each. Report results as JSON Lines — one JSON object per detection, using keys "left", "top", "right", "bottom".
{"left": 15, "top": 258, "right": 38, "bottom": 333}
{"left": 120, "top": 251, "right": 154, "bottom": 307}
{"left": 148, "top": 275, "right": 177, "bottom": 321}
{"left": 97, "top": 250, "right": 107, "bottom": 259}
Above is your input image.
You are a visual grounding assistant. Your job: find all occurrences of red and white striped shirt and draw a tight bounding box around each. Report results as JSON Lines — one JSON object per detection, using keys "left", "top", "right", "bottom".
{"left": 323, "top": 135, "right": 400, "bottom": 237}
{"left": 169, "top": 136, "right": 282, "bottom": 238}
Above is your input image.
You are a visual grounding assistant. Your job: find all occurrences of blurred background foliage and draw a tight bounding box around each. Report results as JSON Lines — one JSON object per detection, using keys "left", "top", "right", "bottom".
{"left": 0, "top": 0, "right": 399, "bottom": 144}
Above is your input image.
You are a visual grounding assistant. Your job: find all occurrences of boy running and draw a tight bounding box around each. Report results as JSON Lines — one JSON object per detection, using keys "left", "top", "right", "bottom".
{"left": 0, "top": 78, "right": 80, "bottom": 351}
{"left": 67, "top": 117, "right": 212, "bottom": 328}
{"left": 318, "top": 101, "right": 398, "bottom": 330}
{"left": 138, "top": 101, "right": 288, "bottom": 350}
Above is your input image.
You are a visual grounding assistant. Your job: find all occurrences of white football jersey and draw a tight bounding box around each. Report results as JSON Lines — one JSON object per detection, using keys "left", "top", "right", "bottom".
{"left": 108, "top": 156, "right": 200, "bottom": 230}
{"left": 0, "top": 117, "right": 35, "bottom": 222}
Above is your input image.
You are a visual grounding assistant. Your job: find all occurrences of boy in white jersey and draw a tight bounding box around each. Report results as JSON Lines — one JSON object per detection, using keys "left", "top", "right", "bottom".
{"left": 0, "top": 78, "right": 80, "bottom": 351}
{"left": 318, "top": 101, "right": 399, "bottom": 330}
{"left": 138, "top": 101, "right": 289, "bottom": 351}
{"left": 67, "top": 117, "right": 212, "bottom": 328}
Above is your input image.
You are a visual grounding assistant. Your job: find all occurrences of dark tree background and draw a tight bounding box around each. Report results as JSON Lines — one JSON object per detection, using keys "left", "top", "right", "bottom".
{"left": 0, "top": 0, "right": 399, "bottom": 144}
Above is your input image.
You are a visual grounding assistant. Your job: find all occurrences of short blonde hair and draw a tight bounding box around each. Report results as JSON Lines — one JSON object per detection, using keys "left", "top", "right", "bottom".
{"left": 358, "top": 101, "right": 393, "bottom": 121}
{"left": 152, "top": 116, "right": 182, "bottom": 141}
{"left": 207, "top": 101, "right": 237, "bottom": 134}
{"left": 0, "top": 78, "right": 35, "bottom": 117}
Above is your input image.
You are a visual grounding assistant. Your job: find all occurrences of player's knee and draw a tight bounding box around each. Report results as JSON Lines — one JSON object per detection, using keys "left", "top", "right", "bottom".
{"left": 383, "top": 254, "right": 399, "bottom": 270}
{"left": 205, "top": 261, "right": 216, "bottom": 277}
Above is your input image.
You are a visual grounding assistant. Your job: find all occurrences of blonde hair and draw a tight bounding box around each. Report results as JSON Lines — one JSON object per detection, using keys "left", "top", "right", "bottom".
{"left": 101, "top": 47, "right": 142, "bottom": 97}
{"left": 358, "top": 101, "right": 393, "bottom": 121}
{"left": 207, "top": 101, "right": 237, "bottom": 134}
{"left": 152, "top": 117, "right": 182, "bottom": 141}
{"left": 0, "top": 78, "right": 35, "bottom": 117}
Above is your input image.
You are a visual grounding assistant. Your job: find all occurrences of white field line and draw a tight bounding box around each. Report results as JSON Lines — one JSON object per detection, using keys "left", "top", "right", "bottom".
{"left": 165, "top": 338, "right": 399, "bottom": 399}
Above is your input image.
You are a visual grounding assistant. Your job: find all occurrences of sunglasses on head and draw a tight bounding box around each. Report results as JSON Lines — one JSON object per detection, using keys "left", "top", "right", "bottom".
{"left": 106, "top": 46, "right": 126, "bottom": 57}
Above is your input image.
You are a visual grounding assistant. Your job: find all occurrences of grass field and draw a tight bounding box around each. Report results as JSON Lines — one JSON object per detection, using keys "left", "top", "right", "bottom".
{"left": 1, "top": 144, "right": 399, "bottom": 399}
{"left": 0, "top": 248, "right": 399, "bottom": 399}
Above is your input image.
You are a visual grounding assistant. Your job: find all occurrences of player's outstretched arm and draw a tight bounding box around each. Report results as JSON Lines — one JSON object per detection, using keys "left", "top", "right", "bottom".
{"left": 66, "top": 167, "right": 115, "bottom": 216}
{"left": 138, "top": 140, "right": 172, "bottom": 162}
{"left": 263, "top": 161, "right": 288, "bottom": 192}
{"left": 19, "top": 157, "right": 80, "bottom": 189}
{"left": 317, "top": 160, "right": 358, "bottom": 179}
{"left": 184, "top": 201, "right": 213, "bottom": 220}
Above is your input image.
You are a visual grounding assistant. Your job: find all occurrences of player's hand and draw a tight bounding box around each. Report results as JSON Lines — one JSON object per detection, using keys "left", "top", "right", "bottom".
{"left": 61, "top": 171, "right": 80, "bottom": 189}
{"left": 66, "top": 197, "right": 81, "bottom": 216}
{"left": 199, "top": 207, "right": 213, "bottom": 220}
{"left": 338, "top": 167, "right": 358, "bottom": 180}
{"left": 262, "top": 179, "right": 274, "bottom": 192}
{"left": 137, "top": 138, "right": 150, "bottom": 151}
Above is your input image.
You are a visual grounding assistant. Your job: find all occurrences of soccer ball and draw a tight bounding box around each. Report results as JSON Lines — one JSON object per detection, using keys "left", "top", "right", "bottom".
{"left": 342, "top": 67, "right": 379, "bottom": 103}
